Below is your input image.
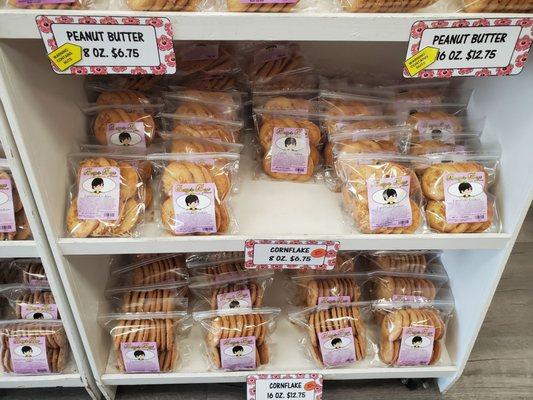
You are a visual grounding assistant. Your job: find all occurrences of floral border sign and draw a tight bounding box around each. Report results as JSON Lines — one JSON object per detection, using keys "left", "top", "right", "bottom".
{"left": 247, "top": 374, "right": 323, "bottom": 400}
{"left": 36, "top": 15, "right": 176, "bottom": 75}
{"left": 404, "top": 18, "right": 532, "bottom": 78}
{"left": 244, "top": 239, "right": 339, "bottom": 270}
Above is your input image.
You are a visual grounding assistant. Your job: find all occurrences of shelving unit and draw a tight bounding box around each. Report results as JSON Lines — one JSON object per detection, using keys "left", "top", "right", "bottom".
{"left": 0, "top": 8, "right": 531, "bottom": 400}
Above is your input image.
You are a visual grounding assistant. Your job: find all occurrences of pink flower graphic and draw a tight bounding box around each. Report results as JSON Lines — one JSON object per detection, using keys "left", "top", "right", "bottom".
{"left": 495, "top": 18, "right": 512, "bottom": 26}
{"left": 131, "top": 67, "right": 148, "bottom": 75}
{"left": 475, "top": 68, "right": 491, "bottom": 77}
{"left": 497, "top": 65, "right": 514, "bottom": 76}
{"left": 452, "top": 19, "right": 470, "bottom": 27}
{"left": 247, "top": 376, "right": 256, "bottom": 384}
{"left": 112, "top": 66, "right": 128, "bottom": 73}
{"left": 437, "top": 69, "right": 453, "bottom": 79}
{"left": 410, "top": 21, "right": 427, "bottom": 39}
{"left": 90, "top": 66, "right": 108, "bottom": 75}
{"left": 515, "top": 53, "right": 528, "bottom": 68}
{"left": 419, "top": 70, "right": 435, "bottom": 79}
{"left": 164, "top": 22, "right": 173, "bottom": 36}
{"left": 70, "top": 66, "right": 88, "bottom": 75}
{"left": 147, "top": 17, "right": 164, "bottom": 27}
{"left": 516, "top": 18, "right": 532, "bottom": 28}
{"left": 430, "top": 20, "right": 449, "bottom": 28}
{"left": 79, "top": 16, "right": 97, "bottom": 24}
{"left": 473, "top": 18, "right": 489, "bottom": 27}
{"left": 151, "top": 64, "right": 167, "bottom": 75}
{"left": 47, "top": 38, "right": 57, "bottom": 50}
{"left": 55, "top": 16, "right": 74, "bottom": 24}
{"left": 99, "top": 17, "right": 118, "bottom": 25}
{"left": 157, "top": 35, "right": 173, "bottom": 51}
{"left": 459, "top": 68, "right": 474, "bottom": 75}
{"left": 515, "top": 35, "right": 532, "bottom": 52}
{"left": 122, "top": 17, "right": 140, "bottom": 25}
{"left": 37, "top": 17, "right": 53, "bottom": 34}
{"left": 410, "top": 43, "right": 420, "bottom": 54}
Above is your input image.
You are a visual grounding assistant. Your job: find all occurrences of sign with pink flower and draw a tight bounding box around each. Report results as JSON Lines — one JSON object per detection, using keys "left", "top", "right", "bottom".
{"left": 404, "top": 18, "right": 532, "bottom": 78}
{"left": 36, "top": 15, "right": 176, "bottom": 75}
{"left": 247, "top": 373, "right": 323, "bottom": 400}
{"left": 244, "top": 239, "right": 339, "bottom": 270}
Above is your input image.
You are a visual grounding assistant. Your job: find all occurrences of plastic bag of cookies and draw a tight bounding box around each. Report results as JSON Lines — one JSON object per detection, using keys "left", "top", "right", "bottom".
{"left": 420, "top": 151, "right": 501, "bottom": 233}
{"left": 289, "top": 302, "right": 370, "bottom": 368}
{"left": 186, "top": 252, "right": 246, "bottom": 278}
{"left": 322, "top": 114, "right": 403, "bottom": 139}
{"left": 361, "top": 250, "right": 442, "bottom": 275}
{"left": 85, "top": 76, "right": 166, "bottom": 97}
{"left": 291, "top": 273, "right": 364, "bottom": 307}
{"left": 254, "top": 108, "right": 322, "bottom": 182}
{"left": 289, "top": 251, "right": 361, "bottom": 277}
{"left": 110, "top": 254, "right": 188, "bottom": 286}
{"left": 251, "top": 70, "right": 318, "bottom": 95}
{"left": 336, "top": 153, "right": 425, "bottom": 234}
{"left": 319, "top": 90, "right": 391, "bottom": 123}
{"left": 66, "top": 153, "right": 146, "bottom": 238}
{"left": 2, "top": 259, "right": 47, "bottom": 285}
{"left": 193, "top": 307, "right": 281, "bottom": 371}
{"left": 459, "top": 0, "right": 533, "bottom": 12}
{"left": 150, "top": 152, "right": 240, "bottom": 235}
{"left": 0, "top": 284, "right": 60, "bottom": 320}
{"left": 7, "top": 0, "right": 93, "bottom": 9}
{"left": 159, "top": 134, "right": 244, "bottom": 155}
{"left": 189, "top": 270, "right": 274, "bottom": 311}
{"left": 380, "top": 81, "right": 450, "bottom": 114}
{"left": 174, "top": 42, "right": 240, "bottom": 77}
{"left": 179, "top": 72, "right": 245, "bottom": 92}
{"left": 160, "top": 114, "right": 243, "bottom": 143}
{"left": 374, "top": 297, "right": 454, "bottom": 367}
{"left": 407, "top": 132, "right": 482, "bottom": 157}
{"left": 340, "top": 0, "right": 440, "bottom": 12}
{"left": 100, "top": 311, "right": 191, "bottom": 373}
{"left": 253, "top": 89, "right": 318, "bottom": 112}
{"left": 223, "top": 0, "right": 299, "bottom": 12}
{"left": 0, "top": 320, "right": 70, "bottom": 374}
{"left": 0, "top": 160, "right": 32, "bottom": 241}
{"left": 121, "top": 0, "right": 203, "bottom": 11}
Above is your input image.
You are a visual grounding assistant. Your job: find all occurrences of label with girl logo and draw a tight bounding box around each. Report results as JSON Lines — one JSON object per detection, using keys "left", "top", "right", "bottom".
{"left": 20, "top": 303, "right": 58, "bottom": 320}
{"left": 217, "top": 289, "right": 252, "bottom": 310}
{"left": 317, "top": 296, "right": 351, "bottom": 306}
{"left": 106, "top": 122, "right": 146, "bottom": 148}
{"left": 219, "top": 336, "right": 256, "bottom": 370}
{"left": 416, "top": 119, "right": 457, "bottom": 143}
{"left": 270, "top": 127, "right": 310, "bottom": 175}
{"left": 397, "top": 326, "right": 435, "bottom": 366}
{"left": 366, "top": 176, "right": 412, "bottom": 230}
{"left": 172, "top": 183, "right": 216, "bottom": 234}
{"left": 444, "top": 172, "right": 487, "bottom": 223}
{"left": 120, "top": 342, "right": 160, "bottom": 373}
{"left": 0, "top": 178, "right": 16, "bottom": 233}
{"left": 317, "top": 327, "right": 356, "bottom": 367}
{"left": 8, "top": 336, "right": 49, "bottom": 374}
{"left": 77, "top": 166, "right": 120, "bottom": 220}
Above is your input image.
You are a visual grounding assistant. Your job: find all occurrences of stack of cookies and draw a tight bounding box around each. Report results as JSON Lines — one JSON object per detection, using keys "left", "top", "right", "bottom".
{"left": 111, "top": 254, "right": 188, "bottom": 286}
{"left": 364, "top": 251, "right": 431, "bottom": 274}
{"left": 125, "top": 0, "right": 202, "bottom": 11}
{"left": 186, "top": 252, "right": 247, "bottom": 278}
{"left": 0, "top": 168, "right": 32, "bottom": 241}
{"left": 293, "top": 274, "right": 362, "bottom": 307}
{"left": 0, "top": 259, "right": 47, "bottom": 285}
{"left": 340, "top": 0, "right": 439, "bottom": 12}
{"left": 226, "top": 0, "right": 299, "bottom": 12}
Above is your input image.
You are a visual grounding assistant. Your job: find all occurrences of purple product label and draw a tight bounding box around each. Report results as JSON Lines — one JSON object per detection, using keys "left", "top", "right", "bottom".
{"left": 317, "top": 327, "right": 356, "bottom": 367}
{"left": 220, "top": 336, "right": 256, "bottom": 371}
{"left": 394, "top": 98, "right": 434, "bottom": 113}
{"left": 366, "top": 176, "right": 412, "bottom": 230}
{"left": 0, "top": 179, "right": 16, "bottom": 233}
{"left": 180, "top": 44, "right": 219, "bottom": 61}
{"left": 106, "top": 122, "right": 146, "bottom": 148}
{"left": 77, "top": 166, "right": 120, "bottom": 220}
{"left": 397, "top": 326, "right": 435, "bottom": 366}
{"left": 8, "top": 336, "right": 49, "bottom": 374}
{"left": 270, "top": 127, "right": 310, "bottom": 175}
{"left": 120, "top": 342, "right": 160, "bottom": 373}
{"left": 20, "top": 303, "right": 58, "bottom": 320}
{"left": 217, "top": 289, "right": 252, "bottom": 310}
{"left": 241, "top": 0, "right": 297, "bottom": 3}
{"left": 171, "top": 183, "right": 217, "bottom": 234}
{"left": 253, "top": 45, "right": 289, "bottom": 65}
{"left": 16, "top": 0, "right": 74, "bottom": 4}
{"left": 392, "top": 295, "right": 427, "bottom": 303}
{"left": 317, "top": 296, "right": 351, "bottom": 306}
{"left": 416, "top": 119, "right": 457, "bottom": 143}
{"left": 444, "top": 172, "right": 487, "bottom": 223}
{"left": 30, "top": 278, "right": 49, "bottom": 287}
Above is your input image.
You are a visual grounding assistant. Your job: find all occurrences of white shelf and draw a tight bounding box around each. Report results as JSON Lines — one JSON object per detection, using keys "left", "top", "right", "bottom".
{"left": 0, "top": 10, "right": 531, "bottom": 41}
{"left": 0, "top": 240, "right": 39, "bottom": 257}
{"left": 0, "top": 373, "right": 83, "bottom": 388}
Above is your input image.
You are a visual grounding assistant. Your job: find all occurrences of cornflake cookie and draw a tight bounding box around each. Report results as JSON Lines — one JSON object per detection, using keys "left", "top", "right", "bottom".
{"left": 371, "top": 276, "right": 437, "bottom": 301}
{"left": 371, "top": 252, "right": 428, "bottom": 274}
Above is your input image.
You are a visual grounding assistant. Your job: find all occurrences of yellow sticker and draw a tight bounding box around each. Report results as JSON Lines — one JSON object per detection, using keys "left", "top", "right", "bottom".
{"left": 404, "top": 46, "right": 439, "bottom": 77}
{"left": 47, "top": 43, "right": 82, "bottom": 72}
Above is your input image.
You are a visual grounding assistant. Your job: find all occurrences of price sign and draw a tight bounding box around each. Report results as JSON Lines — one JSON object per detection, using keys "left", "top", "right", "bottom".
{"left": 244, "top": 240, "right": 339, "bottom": 270}
{"left": 247, "top": 374, "right": 323, "bottom": 400}
{"left": 36, "top": 15, "right": 176, "bottom": 75}
{"left": 404, "top": 17, "right": 532, "bottom": 78}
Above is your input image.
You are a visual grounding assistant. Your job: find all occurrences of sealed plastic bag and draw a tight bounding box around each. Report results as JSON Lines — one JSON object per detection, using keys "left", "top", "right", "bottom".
{"left": 150, "top": 153, "right": 239, "bottom": 235}
{"left": 100, "top": 311, "right": 190, "bottom": 373}
{"left": 163, "top": 90, "right": 243, "bottom": 121}
{"left": 186, "top": 252, "right": 246, "bottom": 277}
{"left": 292, "top": 273, "right": 364, "bottom": 307}
{"left": 289, "top": 302, "right": 370, "bottom": 367}
{"left": 8, "top": 0, "right": 92, "bottom": 9}
{"left": 193, "top": 308, "right": 280, "bottom": 371}
{"left": 407, "top": 132, "right": 482, "bottom": 156}
{"left": 319, "top": 91, "right": 390, "bottom": 119}
{"left": 161, "top": 114, "right": 243, "bottom": 143}
{"left": 66, "top": 153, "right": 145, "bottom": 238}
{"left": 0, "top": 320, "right": 69, "bottom": 374}
{"left": 374, "top": 298, "right": 453, "bottom": 366}
{"left": 110, "top": 254, "right": 188, "bottom": 286}
{"left": 225, "top": 0, "right": 299, "bottom": 12}
{"left": 336, "top": 153, "right": 424, "bottom": 234}
{"left": 3, "top": 259, "right": 47, "bottom": 285}
{"left": 460, "top": 0, "right": 533, "bottom": 12}
{"left": 322, "top": 114, "right": 402, "bottom": 138}
{"left": 123, "top": 0, "right": 202, "bottom": 11}
{"left": 0, "top": 284, "right": 59, "bottom": 320}
{"left": 159, "top": 133, "right": 244, "bottom": 154}
{"left": 175, "top": 42, "right": 240, "bottom": 77}
{"left": 189, "top": 270, "right": 274, "bottom": 310}
{"left": 361, "top": 251, "right": 441, "bottom": 275}
{"left": 0, "top": 160, "right": 31, "bottom": 241}
{"left": 179, "top": 72, "right": 244, "bottom": 92}
{"left": 340, "top": 0, "right": 439, "bottom": 12}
